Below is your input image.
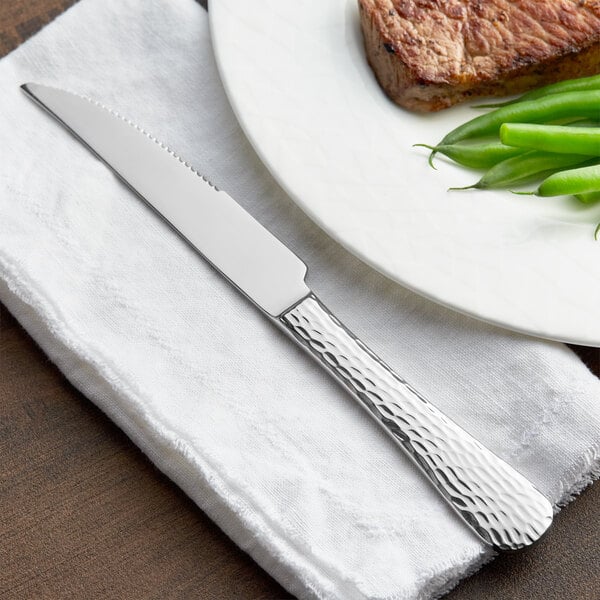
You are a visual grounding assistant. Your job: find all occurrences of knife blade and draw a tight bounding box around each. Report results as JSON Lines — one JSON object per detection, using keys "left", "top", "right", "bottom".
{"left": 22, "top": 82, "right": 553, "bottom": 551}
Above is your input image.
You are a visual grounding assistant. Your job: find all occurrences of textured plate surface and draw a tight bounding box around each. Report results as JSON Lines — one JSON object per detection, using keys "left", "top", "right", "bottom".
{"left": 210, "top": 0, "right": 600, "bottom": 346}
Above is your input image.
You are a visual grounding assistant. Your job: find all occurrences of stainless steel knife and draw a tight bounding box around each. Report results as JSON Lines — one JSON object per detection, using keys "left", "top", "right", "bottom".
{"left": 21, "top": 82, "right": 553, "bottom": 551}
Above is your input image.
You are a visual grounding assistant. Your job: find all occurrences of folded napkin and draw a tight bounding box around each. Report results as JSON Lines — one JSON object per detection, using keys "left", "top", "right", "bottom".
{"left": 1, "top": 1, "right": 599, "bottom": 598}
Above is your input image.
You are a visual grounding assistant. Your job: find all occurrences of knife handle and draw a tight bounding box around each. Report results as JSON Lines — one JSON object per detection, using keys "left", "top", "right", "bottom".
{"left": 279, "top": 293, "right": 553, "bottom": 551}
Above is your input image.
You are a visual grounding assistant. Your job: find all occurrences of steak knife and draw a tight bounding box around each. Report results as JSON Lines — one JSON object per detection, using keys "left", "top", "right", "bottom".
{"left": 22, "top": 83, "right": 553, "bottom": 551}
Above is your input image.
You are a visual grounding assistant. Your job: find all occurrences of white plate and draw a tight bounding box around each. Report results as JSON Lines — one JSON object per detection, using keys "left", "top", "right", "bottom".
{"left": 210, "top": 0, "right": 600, "bottom": 346}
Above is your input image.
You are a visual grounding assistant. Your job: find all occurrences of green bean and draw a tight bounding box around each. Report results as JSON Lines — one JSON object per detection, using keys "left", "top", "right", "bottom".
{"left": 500, "top": 124, "right": 600, "bottom": 155}
{"left": 438, "top": 90, "right": 600, "bottom": 147}
{"left": 576, "top": 191, "right": 600, "bottom": 204}
{"left": 452, "top": 151, "right": 590, "bottom": 190}
{"left": 413, "top": 142, "right": 525, "bottom": 169}
{"left": 569, "top": 119, "right": 600, "bottom": 127}
{"left": 532, "top": 164, "right": 600, "bottom": 197}
{"left": 473, "top": 74, "right": 600, "bottom": 109}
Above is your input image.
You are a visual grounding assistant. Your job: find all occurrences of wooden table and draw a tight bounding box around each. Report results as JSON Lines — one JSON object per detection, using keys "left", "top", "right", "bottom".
{"left": 1, "top": 2, "right": 598, "bottom": 598}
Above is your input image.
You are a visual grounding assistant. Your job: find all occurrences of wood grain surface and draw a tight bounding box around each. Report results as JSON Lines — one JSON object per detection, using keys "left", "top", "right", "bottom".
{"left": 0, "top": 1, "right": 598, "bottom": 599}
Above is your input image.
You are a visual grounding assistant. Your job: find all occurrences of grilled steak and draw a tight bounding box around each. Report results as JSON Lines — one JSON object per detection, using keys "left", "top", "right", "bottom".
{"left": 359, "top": 0, "right": 600, "bottom": 111}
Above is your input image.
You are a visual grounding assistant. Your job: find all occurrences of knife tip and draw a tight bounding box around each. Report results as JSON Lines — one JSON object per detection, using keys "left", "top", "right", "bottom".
{"left": 20, "top": 82, "right": 34, "bottom": 96}
{"left": 20, "top": 82, "right": 48, "bottom": 98}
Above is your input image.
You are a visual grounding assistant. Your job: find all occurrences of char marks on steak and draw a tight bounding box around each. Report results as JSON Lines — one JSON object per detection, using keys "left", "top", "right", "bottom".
{"left": 359, "top": 0, "right": 600, "bottom": 111}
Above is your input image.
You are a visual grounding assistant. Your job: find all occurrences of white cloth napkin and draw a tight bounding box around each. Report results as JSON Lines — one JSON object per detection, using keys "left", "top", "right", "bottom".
{"left": 1, "top": 1, "right": 599, "bottom": 598}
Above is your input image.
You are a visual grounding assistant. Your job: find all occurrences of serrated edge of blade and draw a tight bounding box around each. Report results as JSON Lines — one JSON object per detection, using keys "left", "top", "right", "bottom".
{"left": 21, "top": 83, "right": 220, "bottom": 192}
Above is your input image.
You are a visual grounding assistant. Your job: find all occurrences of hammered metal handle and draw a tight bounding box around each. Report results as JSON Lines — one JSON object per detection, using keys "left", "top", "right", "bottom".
{"left": 280, "top": 293, "right": 553, "bottom": 550}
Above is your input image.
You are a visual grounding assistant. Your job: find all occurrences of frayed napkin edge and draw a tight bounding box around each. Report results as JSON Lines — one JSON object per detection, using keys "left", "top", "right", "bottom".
{"left": 1, "top": 253, "right": 599, "bottom": 600}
